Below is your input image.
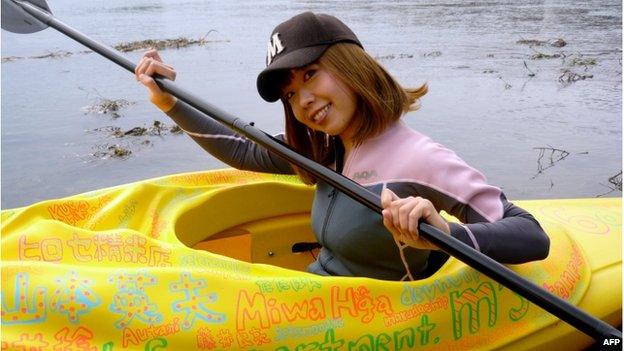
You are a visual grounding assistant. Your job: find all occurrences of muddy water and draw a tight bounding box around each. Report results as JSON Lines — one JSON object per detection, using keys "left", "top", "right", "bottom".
{"left": 1, "top": 0, "right": 621, "bottom": 208}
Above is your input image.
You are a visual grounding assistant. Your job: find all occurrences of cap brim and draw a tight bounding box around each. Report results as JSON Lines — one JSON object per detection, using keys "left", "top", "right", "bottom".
{"left": 257, "top": 45, "right": 329, "bottom": 102}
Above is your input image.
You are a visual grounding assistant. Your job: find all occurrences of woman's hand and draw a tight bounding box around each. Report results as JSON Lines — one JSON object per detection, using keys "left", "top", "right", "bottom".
{"left": 380, "top": 188, "right": 450, "bottom": 250}
{"left": 135, "top": 49, "right": 178, "bottom": 112}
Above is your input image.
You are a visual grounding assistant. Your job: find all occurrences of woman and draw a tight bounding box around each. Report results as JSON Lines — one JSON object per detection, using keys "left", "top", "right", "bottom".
{"left": 135, "top": 12, "right": 550, "bottom": 281}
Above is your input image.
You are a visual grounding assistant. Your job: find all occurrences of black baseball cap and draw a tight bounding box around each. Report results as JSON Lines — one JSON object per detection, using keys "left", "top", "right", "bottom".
{"left": 256, "top": 12, "right": 362, "bottom": 102}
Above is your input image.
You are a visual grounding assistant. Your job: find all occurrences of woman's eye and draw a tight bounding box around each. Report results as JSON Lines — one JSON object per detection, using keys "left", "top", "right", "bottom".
{"left": 304, "top": 69, "right": 316, "bottom": 81}
{"left": 284, "top": 92, "right": 294, "bottom": 100}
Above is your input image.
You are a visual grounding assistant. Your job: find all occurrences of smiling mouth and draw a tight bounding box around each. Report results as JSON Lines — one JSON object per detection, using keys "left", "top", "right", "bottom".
{"left": 311, "top": 104, "right": 331, "bottom": 123}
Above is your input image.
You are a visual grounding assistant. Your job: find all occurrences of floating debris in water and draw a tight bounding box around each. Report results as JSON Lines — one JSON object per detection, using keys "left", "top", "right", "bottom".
{"left": 531, "top": 146, "right": 590, "bottom": 179}
{"left": 87, "top": 137, "right": 157, "bottom": 161}
{"left": 597, "top": 170, "right": 622, "bottom": 197}
{"left": 1, "top": 32, "right": 225, "bottom": 63}
{"left": 523, "top": 61, "right": 536, "bottom": 77}
{"left": 1, "top": 50, "right": 90, "bottom": 63}
{"left": 114, "top": 31, "right": 227, "bottom": 52}
{"left": 569, "top": 57, "right": 598, "bottom": 67}
{"left": 90, "top": 120, "right": 183, "bottom": 138}
{"left": 83, "top": 99, "right": 135, "bottom": 118}
{"left": 124, "top": 127, "right": 148, "bottom": 136}
{"left": 91, "top": 144, "right": 132, "bottom": 159}
{"left": 517, "top": 38, "right": 567, "bottom": 47}
{"left": 517, "top": 39, "right": 544, "bottom": 46}
{"left": 498, "top": 76, "right": 512, "bottom": 89}
{"left": 89, "top": 126, "right": 123, "bottom": 137}
{"left": 85, "top": 121, "right": 180, "bottom": 161}
{"left": 1, "top": 56, "right": 23, "bottom": 63}
{"left": 110, "top": 145, "right": 131, "bottom": 157}
{"left": 111, "top": 128, "right": 124, "bottom": 138}
{"left": 423, "top": 50, "right": 442, "bottom": 58}
{"left": 374, "top": 53, "right": 414, "bottom": 60}
{"left": 30, "top": 50, "right": 73, "bottom": 59}
{"left": 150, "top": 120, "right": 166, "bottom": 135}
{"left": 530, "top": 51, "right": 563, "bottom": 60}
{"left": 558, "top": 69, "right": 593, "bottom": 86}
{"left": 609, "top": 171, "right": 623, "bottom": 191}
{"left": 107, "top": 5, "right": 163, "bottom": 13}
{"left": 531, "top": 146, "right": 570, "bottom": 179}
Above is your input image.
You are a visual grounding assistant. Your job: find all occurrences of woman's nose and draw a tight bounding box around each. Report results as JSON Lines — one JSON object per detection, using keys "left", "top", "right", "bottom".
{"left": 298, "top": 88, "right": 314, "bottom": 109}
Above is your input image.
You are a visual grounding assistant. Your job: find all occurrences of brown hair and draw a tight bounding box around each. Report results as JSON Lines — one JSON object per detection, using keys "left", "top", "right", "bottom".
{"left": 282, "top": 43, "right": 428, "bottom": 185}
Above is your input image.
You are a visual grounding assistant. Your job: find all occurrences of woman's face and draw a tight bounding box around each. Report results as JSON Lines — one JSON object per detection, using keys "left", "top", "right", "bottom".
{"left": 282, "top": 63, "right": 358, "bottom": 141}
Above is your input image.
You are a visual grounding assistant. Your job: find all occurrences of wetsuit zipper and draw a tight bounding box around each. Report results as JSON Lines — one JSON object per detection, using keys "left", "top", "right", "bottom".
{"left": 321, "top": 139, "right": 342, "bottom": 248}
{"left": 321, "top": 189, "right": 338, "bottom": 245}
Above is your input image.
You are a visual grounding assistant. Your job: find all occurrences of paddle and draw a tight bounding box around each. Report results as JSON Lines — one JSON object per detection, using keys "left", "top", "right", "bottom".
{"left": 2, "top": 0, "right": 621, "bottom": 342}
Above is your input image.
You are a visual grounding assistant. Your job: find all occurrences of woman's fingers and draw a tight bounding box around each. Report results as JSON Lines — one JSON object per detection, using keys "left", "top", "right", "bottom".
{"left": 382, "top": 210, "right": 402, "bottom": 239}
{"left": 382, "top": 188, "right": 407, "bottom": 229}
{"left": 134, "top": 50, "right": 177, "bottom": 112}
{"left": 407, "top": 205, "right": 421, "bottom": 236}
{"left": 144, "top": 48, "right": 164, "bottom": 63}
{"left": 397, "top": 198, "right": 418, "bottom": 235}
{"left": 141, "top": 58, "right": 176, "bottom": 81}
{"left": 381, "top": 191, "right": 448, "bottom": 250}
{"left": 137, "top": 73, "right": 158, "bottom": 92}
{"left": 135, "top": 50, "right": 177, "bottom": 80}
{"left": 134, "top": 56, "right": 148, "bottom": 80}
{"left": 380, "top": 188, "right": 398, "bottom": 208}
{"left": 135, "top": 57, "right": 171, "bottom": 93}
{"left": 383, "top": 193, "right": 418, "bottom": 242}
{"left": 386, "top": 195, "right": 417, "bottom": 232}
{"left": 146, "top": 50, "right": 176, "bottom": 71}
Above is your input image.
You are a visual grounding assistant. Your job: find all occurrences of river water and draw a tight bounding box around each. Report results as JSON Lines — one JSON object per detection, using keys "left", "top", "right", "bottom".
{"left": 1, "top": 0, "right": 621, "bottom": 209}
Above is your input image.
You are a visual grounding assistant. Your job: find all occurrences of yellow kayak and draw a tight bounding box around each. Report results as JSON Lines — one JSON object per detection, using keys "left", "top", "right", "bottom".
{"left": 1, "top": 168, "right": 621, "bottom": 350}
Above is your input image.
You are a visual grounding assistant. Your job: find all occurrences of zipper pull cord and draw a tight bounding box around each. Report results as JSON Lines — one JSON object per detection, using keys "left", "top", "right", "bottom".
{"left": 382, "top": 182, "right": 415, "bottom": 281}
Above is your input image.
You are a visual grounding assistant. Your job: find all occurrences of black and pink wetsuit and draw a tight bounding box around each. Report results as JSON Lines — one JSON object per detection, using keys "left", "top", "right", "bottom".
{"left": 167, "top": 101, "right": 550, "bottom": 280}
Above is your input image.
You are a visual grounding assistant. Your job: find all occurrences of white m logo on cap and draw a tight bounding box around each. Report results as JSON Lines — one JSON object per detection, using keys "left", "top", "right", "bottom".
{"left": 266, "top": 33, "right": 285, "bottom": 65}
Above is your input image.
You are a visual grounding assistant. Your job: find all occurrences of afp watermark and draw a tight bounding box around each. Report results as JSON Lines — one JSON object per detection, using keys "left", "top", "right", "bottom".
{"left": 602, "top": 337, "right": 622, "bottom": 349}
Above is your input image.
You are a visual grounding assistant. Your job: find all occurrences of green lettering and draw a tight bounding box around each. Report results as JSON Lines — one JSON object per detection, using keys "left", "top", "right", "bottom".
{"left": 450, "top": 282, "right": 497, "bottom": 340}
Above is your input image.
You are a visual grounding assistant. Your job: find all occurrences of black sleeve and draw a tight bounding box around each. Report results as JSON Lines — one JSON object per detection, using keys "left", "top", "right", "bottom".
{"left": 449, "top": 195, "right": 550, "bottom": 264}
{"left": 165, "top": 100, "right": 294, "bottom": 174}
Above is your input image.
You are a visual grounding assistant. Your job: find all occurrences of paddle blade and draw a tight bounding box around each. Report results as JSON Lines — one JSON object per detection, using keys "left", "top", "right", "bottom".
{"left": 1, "top": 0, "right": 51, "bottom": 33}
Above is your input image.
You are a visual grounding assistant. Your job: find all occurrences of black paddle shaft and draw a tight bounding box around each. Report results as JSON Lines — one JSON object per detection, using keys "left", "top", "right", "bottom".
{"left": 8, "top": 0, "right": 621, "bottom": 342}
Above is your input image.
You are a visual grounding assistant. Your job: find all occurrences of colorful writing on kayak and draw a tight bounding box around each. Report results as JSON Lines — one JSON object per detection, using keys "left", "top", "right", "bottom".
{"left": 1, "top": 169, "right": 620, "bottom": 350}
{"left": 18, "top": 233, "right": 172, "bottom": 266}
